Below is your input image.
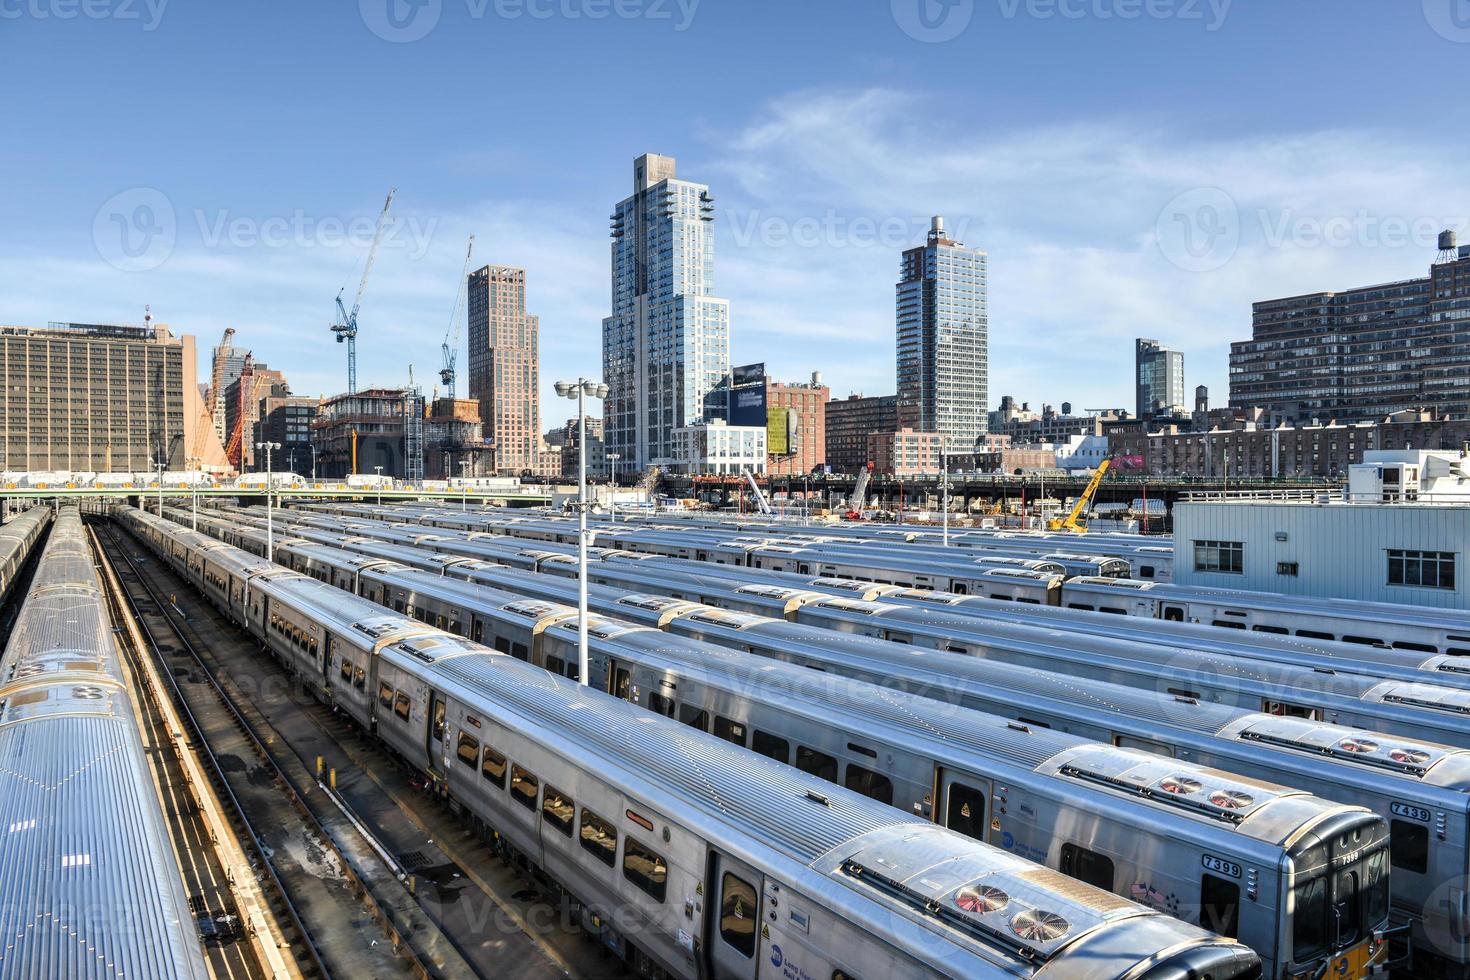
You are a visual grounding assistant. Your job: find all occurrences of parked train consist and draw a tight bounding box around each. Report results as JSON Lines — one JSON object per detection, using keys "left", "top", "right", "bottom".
{"left": 178, "top": 504, "right": 1470, "bottom": 976}
{"left": 0, "top": 508, "right": 208, "bottom": 979}
{"left": 299, "top": 503, "right": 1470, "bottom": 659}
{"left": 0, "top": 505, "right": 52, "bottom": 606}
{"left": 119, "top": 507, "right": 1263, "bottom": 980}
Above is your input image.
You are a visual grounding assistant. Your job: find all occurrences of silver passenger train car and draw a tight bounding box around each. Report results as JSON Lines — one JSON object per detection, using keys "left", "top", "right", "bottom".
{"left": 119, "top": 507, "right": 1264, "bottom": 980}
{"left": 0, "top": 508, "right": 208, "bottom": 979}
{"left": 191, "top": 504, "right": 1470, "bottom": 976}
{"left": 0, "top": 505, "right": 52, "bottom": 603}
{"left": 351, "top": 566, "right": 1392, "bottom": 978}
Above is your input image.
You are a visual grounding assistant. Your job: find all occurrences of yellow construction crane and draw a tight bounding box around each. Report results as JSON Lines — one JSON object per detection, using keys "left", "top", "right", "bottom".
{"left": 1048, "top": 458, "right": 1111, "bottom": 533}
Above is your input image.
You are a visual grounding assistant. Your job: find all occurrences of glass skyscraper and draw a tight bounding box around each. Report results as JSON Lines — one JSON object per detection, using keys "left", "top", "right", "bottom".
{"left": 1135, "top": 338, "right": 1186, "bottom": 420}
{"left": 602, "top": 153, "right": 730, "bottom": 471}
{"left": 896, "top": 216, "right": 989, "bottom": 448}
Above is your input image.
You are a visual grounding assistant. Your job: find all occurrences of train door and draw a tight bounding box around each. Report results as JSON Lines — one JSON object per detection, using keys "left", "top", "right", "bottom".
{"left": 427, "top": 690, "right": 449, "bottom": 773}
{"left": 936, "top": 769, "right": 991, "bottom": 842}
{"left": 706, "top": 852, "right": 763, "bottom": 980}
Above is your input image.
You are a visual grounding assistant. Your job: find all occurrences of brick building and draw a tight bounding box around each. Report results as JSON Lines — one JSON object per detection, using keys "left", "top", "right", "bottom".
{"left": 825, "top": 394, "right": 898, "bottom": 475}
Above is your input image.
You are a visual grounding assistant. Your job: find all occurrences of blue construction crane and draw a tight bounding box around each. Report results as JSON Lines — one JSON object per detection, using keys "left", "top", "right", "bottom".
{"left": 439, "top": 234, "right": 474, "bottom": 400}
{"left": 331, "top": 188, "right": 396, "bottom": 394}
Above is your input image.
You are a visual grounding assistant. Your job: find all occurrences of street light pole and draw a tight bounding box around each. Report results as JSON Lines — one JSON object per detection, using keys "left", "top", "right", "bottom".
{"left": 374, "top": 465, "right": 384, "bottom": 506}
{"left": 941, "top": 444, "right": 950, "bottom": 547}
{"left": 459, "top": 459, "right": 471, "bottom": 511}
{"left": 556, "top": 377, "right": 609, "bottom": 686}
{"left": 257, "top": 441, "right": 280, "bottom": 558}
{"left": 607, "top": 453, "right": 621, "bottom": 523}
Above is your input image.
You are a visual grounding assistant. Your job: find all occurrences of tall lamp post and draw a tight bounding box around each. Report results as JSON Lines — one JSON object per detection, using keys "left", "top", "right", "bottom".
{"left": 153, "top": 450, "right": 166, "bottom": 518}
{"left": 257, "top": 442, "right": 281, "bottom": 558}
{"left": 459, "top": 459, "right": 471, "bottom": 511}
{"left": 606, "top": 452, "right": 621, "bottom": 523}
{"left": 941, "top": 442, "right": 950, "bottom": 548}
{"left": 555, "top": 378, "right": 608, "bottom": 686}
{"left": 374, "top": 465, "right": 384, "bottom": 506}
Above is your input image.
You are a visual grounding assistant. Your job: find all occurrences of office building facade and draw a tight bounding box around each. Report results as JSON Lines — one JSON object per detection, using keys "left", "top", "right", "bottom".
{"left": 896, "top": 216, "right": 988, "bottom": 448}
{"left": 1136, "top": 338, "right": 1186, "bottom": 421}
{"left": 1230, "top": 243, "right": 1470, "bottom": 422}
{"left": 603, "top": 153, "right": 730, "bottom": 472}
{"left": 255, "top": 385, "right": 319, "bottom": 477}
{"left": 0, "top": 321, "right": 213, "bottom": 472}
{"left": 467, "top": 264, "right": 544, "bottom": 474}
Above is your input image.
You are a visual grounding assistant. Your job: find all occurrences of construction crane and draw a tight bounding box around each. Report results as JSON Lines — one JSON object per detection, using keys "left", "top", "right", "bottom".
{"left": 223, "top": 354, "right": 267, "bottom": 472}
{"left": 1048, "top": 458, "right": 1112, "bottom": 533}
{"left": 439, "top": 235, "right": 474, "bottom": 400}
{"left": 331, "top": 188, "right": 396, "bottom": 395}
{"left": 740, "top": 466, "right": 773, "bottom": 516}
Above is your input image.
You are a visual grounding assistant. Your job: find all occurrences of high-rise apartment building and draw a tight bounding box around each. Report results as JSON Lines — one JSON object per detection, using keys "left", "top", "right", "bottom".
{"left": 1135, "top": 338, "right": 1186, "bottom": 421}
{"left": 255, "top": 384, "right": 319, "bottom": 477}
{"left": 0, "top": 320, "right": 221, "bottom": 472}
{"left": 467, "top": 264, "right": 544, "bottom": 474}
{"left": 1230, "top": 242, "right": 1470, "bottom": 422}
{"left": 603, "top": 153, "right": 730, "bottom": 471}
{"left": 225, "top": 358, "right": 287, "bottom": 471}
{"left": 896, "top": 216, "right": 988, "bottom": 449}
{"left": 209, "top": 336, "right": 249, "bottom": 444}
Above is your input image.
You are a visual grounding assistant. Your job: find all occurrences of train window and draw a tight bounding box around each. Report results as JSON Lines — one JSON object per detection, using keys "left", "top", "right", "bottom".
{"left": 1341, "top": 635, "right": 1385, "bottom": 647}
{"left": 510, "top": 765, "right": 538, "bottom": 810}
{"left": 431, "top": 699, "right": 447, "bottom": 741}
{"left": 1292, "top": 877, "right": 1329, "bottom": 961}
{"left": 843, "top": 765, "right": 893, "bottom": 805}
{"left": 1252, "top": 624, "right": 1290, "bottom": 635}
{"left": 1296, "top": 629, "right": 1335, "bottom": 641}
{"left": 1199, "top": 874, "right": 1240, "bottom": 938}
{"left": 1210, "top": 620, "right": 1247, "bottom": 630}
{"left": 623, "top": 838, "right": 668, "bottom": 902}
{"left": 1167, "top": 687, "right": 1200, "bottom": 700}
{"left": 547, "top": 655, "right": 566, "bottom": 676}
{"left": 1067, "top": 603, "right": 1095, "bottom": 611}
{"left": 493, "top": 636, "right": 510, "bottom": 654}
{"left": 1060, "top": 843, "right": 1114, "bottom": 891}
{"left": 647, "top": 692, "right": 675, "bottom": 718}
{"left": 1264, "top": 700, "right": 1319, "bottom": 720}
{"left": 1363, "top": 850, "right": 1389, "bottom": 928}
{"left": 796, "top": 746, "right": 837, "bottom": 782}
{"left": 542, "top": 786, "right": 575, "bottom": 836}
{"left": 471, "top": 621, "right": 484, "bottom": 643}
{"left": 752, "top": 730, "right": 789, "bottom": 764}
{"left": 714, "top": 716, "right": 746, "bottom": 746}
{"left": 1099, "top": 607, "right": 1127, "bottom": 615}
{"left": 510, "top": 643, "right": 529, "bottom": 661}
{"left": 456, "top": 730, "right": 479, "bottom": 768}
{"left": 1392, "top": 640, "right": 1437, "bottom": 653}
{"left": 614, "top": 669, "right": 632, "bottom": 701}
{"left": 481, "top": 747, "right": 507, "bottom": 788}
{"left": 1334, "top": 868, "right": 1361, "bottom": 946}
{"left": 946, "top": 784, "right": 986, "bottom": 841}
{"left": 1139, "top": 566, "right": 1156, "bottom": 579}
{"left": 679, "top": 705, "right": 709, "bottom": 731}
{"left": 718, "top": 871, "right": 758, "bottom": 958}
{"left": 339, "top": 659, "right": 353, "bottom": 682}
{"left": 1017, "top": 717, "right": 1052, "bottom": 729}
{"left": 1389, "top": 820, "right": 1428, "bottom": 874}
{"left": 378, "top": 683, "right": 394, "bottom": 709}
{"left": 353, "top": 666, "right": 366, "bottom": 690}
{"left": 579, "top": 808, "right": 617, "bottom": 867}
{"left": 1162, "top": 606, "right": 1185, "bottom": 622}
{"left": 393, "top": 693, "right": 411, "bottom": 721}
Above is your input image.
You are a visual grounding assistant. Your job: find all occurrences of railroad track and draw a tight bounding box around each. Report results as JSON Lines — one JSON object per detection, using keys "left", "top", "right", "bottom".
{"left": 92, "top": 522, "right": 436, "bottom": 979}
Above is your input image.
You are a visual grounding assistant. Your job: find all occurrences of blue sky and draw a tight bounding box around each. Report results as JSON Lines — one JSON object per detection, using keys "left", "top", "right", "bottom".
{"left": 2, "top": 0, "right": 1467, "bottom": 422}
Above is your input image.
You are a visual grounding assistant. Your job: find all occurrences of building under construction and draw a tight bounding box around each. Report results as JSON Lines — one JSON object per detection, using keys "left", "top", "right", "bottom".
{"left": 0, "top": 319, "right": 226, "bottom": 472}
{"left": 424, "top": 397, "right": 494, "bottom": 479}
{"left": 310, "top": 387, "right": 426, "bottom": 479}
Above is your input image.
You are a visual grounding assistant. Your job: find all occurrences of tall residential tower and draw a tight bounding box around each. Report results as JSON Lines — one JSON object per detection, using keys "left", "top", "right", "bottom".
{"left": 467, "top": 264, "right": 543, "bottom": 473}
{"left": 602, "top": 153, "right": 730, "bottom": 471}
{"left": 896, "top": 216, "right": 988, "bottom": 449}
{"left": 1135, "top": 338, "right": 1185, "bottom": 421}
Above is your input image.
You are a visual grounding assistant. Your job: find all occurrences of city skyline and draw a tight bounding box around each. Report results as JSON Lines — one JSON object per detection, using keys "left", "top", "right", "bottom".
{"left": 3, "top": 2, "right": 1467, "bottom": 420}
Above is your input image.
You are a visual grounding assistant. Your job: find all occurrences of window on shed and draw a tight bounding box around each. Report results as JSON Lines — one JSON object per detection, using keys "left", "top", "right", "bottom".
{"left": 1388, "top": 549, "right": 1456, "bottom": 590}
{"left": 1193, "top": 540, "right": 1243, "bottom": 574}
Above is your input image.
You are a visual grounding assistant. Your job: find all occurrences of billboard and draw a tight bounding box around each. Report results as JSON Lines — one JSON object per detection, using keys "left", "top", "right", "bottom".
{"left": 732, "top": 362, "right": 765, "bottom": 387}
{"left": 767, "top": 406, "right": 789, "bottom": 455}
{"left": 730, "top": 383, "right": 768, "bottom": 428}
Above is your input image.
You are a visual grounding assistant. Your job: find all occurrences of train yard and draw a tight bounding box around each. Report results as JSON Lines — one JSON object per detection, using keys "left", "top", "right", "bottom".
{"left": 1, "top": 498, "right": 1468, "bottom": 978}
